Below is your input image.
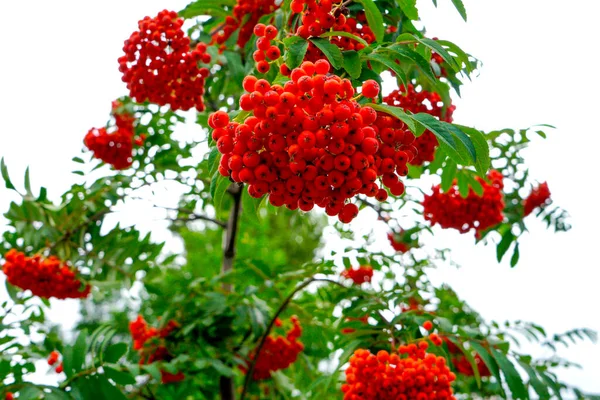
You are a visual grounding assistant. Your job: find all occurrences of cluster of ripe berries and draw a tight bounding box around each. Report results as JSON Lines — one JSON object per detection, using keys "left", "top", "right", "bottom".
{"left": 2, "top": 249, "right": 90, "bottom": 300}
{"left": 47, "top": 350, "right": 63, "bottom": 374}
{"left": 342, "top": 341, "right": 456, "bottom": 399}
{"left": 384, "top": 85, "right": 455, "bottom": 166}
{"left": 212, "top": 0, "right": 278, "bottom": 48}
{"left": 118, "top": 10, "right": 211, "bottom": 112}
{"left": 84, "top": 101, "right": 145, "bottom": 170}
{"left": 523, "top": 182, "right": 551, "bottom": 216}
{"left": 243, "top": 316, "right": 304, "bottom": 380}
{"left": 341, "top": 265, "right": 374, "bottom": 285}
{"left": 252, "top": 24, "right": 281, "bottom": 74}
{"left": 422, "top": 170, "right": 505, "bottom": 238}
{"left": 129, "top": 315, "right": 184, "bottom": 384}
{"left": 443, "top": 337, "right": 491, "bottom": 378}
{"left": 208, "top": 60, "right": 416, "bottom": 223}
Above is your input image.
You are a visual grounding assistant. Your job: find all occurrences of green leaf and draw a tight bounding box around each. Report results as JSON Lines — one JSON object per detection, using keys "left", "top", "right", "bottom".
{"left": 396, "top": 0, "right": 419, "bottom": 20}
{"left": 364, "top": 103, "right": 417, "bottom": 133}
{"left": 72, "top": 157, "right": 85, "bottom": 164}
{"left": 285, "top": 37, "right": 309, "bottom": 69}
{"left": 143, "top": 363, "right": 163, "bottom": 381}
{"left": 387, "top": 45, "right": 436, "bottom": 84}
{"left": 342, "top": 51, "right": 362, "bottom": 79}
{"left": 356, "top": 0, "right": 384, "bottom": 42}
{"left": 223, "top": 51, "right": 245, "bottom": 88}
{"left": 64, "top": 329, "right": 88, "bottom": 378}
{"left": 467, "top": 173, "right": 483, "bottom": 196}
{"left": 366, "top": 53, "right": 407, "bottom": 88}
{"left": 178, "top": 0, "right": 232, "bottom": 18}
{"left": 310, "top": 38, "right": 344, "bottom": 70}
{"left": 435, "top": 39, "right": 473, "bottom": 73}
{"left": 320, "top": 31, "right": 369, "bottom": 48}
{"left": 1, "top": 157, "right": 16, "bottom": 190}
{"left": 469, "top": 341, "right": 504, "bottom": 395}
{"left": 441, "top": 160, "right": 457, "bottom": 192}
{"left": 24, "top": 167, "right": 32, "bottom": 195}
{"left": 519, "top": 361, "right": 551, "bottom": 400}
{"left": 446, "top": 336, "right": 481, "bottom": 388}
{"left": 450, "top": 0, "right": 467, "bottom": 21}
{"left": 457, "top": 171, "right": 469, "bottom": 198}
{"left": 211, "top": 174, "right": 232, "bottom": 213}
{"left": 103, "top": 343, "right": 128, "bottom": 364}
{"left": 455, "top": 125, "right": 490, "bottom": 176}
{"left": 496, "top": 229, "right": 515, "bottom": 262}
{"left": 242, "top": 189, "right": 265, "bottom": 218}
{"left": 104, "top": 366, "right": 136, "bottom": 385}
{"left": 16, "top": 386, "right": 42, "bottom": 400}
{"left": 211, "top": 359, "right": 235, "bottom": 377}
{"left": 510, "top": 242, "right": 520, "bottom": 268}
{"left": 98, "top": 376, "right": 128, "bottom": 400}
{"left": 491, "top": 348, "right": 528, "bottom": 399}
{"left": 207, "top": 147, "right": 221, "bottom": 177}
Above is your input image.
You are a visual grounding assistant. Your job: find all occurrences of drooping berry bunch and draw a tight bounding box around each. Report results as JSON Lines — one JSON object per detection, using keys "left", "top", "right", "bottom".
{"left": 243, "top": 316, "right": 304, "bottom": 380}
{"left": 2, "top": 249, "right": 90, "bottom": 300}
{"left": 341, "top": 265, "right": 373, "bottom": 284}
{"left": 209, "top": 60, "right": 416, "bottom": 223}
{"left": 212, "top": 0, "right": 278, "bottom": 48}
{"left": 341, "top": 341, "right": 457, "bottom": 399}
{"left": 422, "top": 170, "right": 505, "bottom": 237}
{"left": 384, "top": 84, "right": 455, "bottom": 165}
{"left": 523, "top": 182, "right": 551, "bottom": 216}
{"left": 129, "top": 315, "right": 184, "bottom": 383}
{"left": 252, "top": 24, "right": 281, "bottom": 74}
{"left": 47, "top": 351, "right": 63, "bottom": 374}
{"left": 84, "top": 101, "right": 145, "bottom": 170}
{"left": 118, "top": 10, "right": 211, "bottom": 111}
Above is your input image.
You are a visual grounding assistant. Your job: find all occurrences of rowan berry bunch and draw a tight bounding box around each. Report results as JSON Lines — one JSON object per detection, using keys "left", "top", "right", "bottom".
{"left": 523, "top": 182, "right": 551, "bottom": 216}
{"left": 1, "top": 249, "right": 90, "bottom": 300}
{"left": 84, "top": 101, "right": 145, "bottom": 170}
{"left": 47, "top": 351, "right": 63, "bottom": 374}
{"left": 242, "top": 316, "right": 304, "bottom": 380}
{"left": 118, "top": 10, "right": 211, "bottom": 111}
{"left": 252, "top": 24, "right": 281, "bottom": 74}
{"left": 212, "top": 0, "right": 278, "bottom": 48}
{"left": 384, "top": 84, "right": 455, "bottom": 165}
{"left": 341, "top": 265, "right": 374, "bottom": 284}
{"left": 341, "top": 341, "right": 457, "bottom": 399}
{"left": 209, "top": 61, "right": 416, "bottom": 222}
{"left": 129, "top": 316, "right": 184, "bottom": 384}
{"left": 422, "top": 170, "right": 505, "bottom": 237}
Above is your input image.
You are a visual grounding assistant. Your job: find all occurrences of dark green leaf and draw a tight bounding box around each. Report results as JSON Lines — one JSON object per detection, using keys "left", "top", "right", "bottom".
{"left": 491, "top": 348, "right": 528, "bottom": 399}
{"left": 435, "top": 39, "right": 473, "bottom": 73}
{"left": 104, "top": 366, "right": 136, "bottom": 385}
{"left": 72, "top": 157, "right": 85, "bottom": 164}
{"left": 519, "top": 361, "right": 551, "bottom": 400}
{"left": 98, "top": 376, "right": 128, "bottom": 400}
{"left": 285, "top": 37, "right": 309, "bottom": 69}
{"left": 342, "top": 51, "right": 362, "bottom": 79}
{"left": 455, "top": 125, "right": 490, "bottom": 176}
{"left": 470, "top": 341, "right": 504, "bottom": 395}
{"left": 356, "top": 0, "right": 384, "bottom": 42}
{"left": 467, "top": 173, "right": 483, "bottom": 196}
{"left": 310, "top": 38, "right": 344, "bottom": 69}
{"left": 367, "top": 53, "right": 407, "bottom": 88}
{"left": 178, "top": 0, "right": 232, "bottom": 18}
{"left": 457, "top": 171, "right": 469, "bottom": 198}
{"left": 396, "top": 0, "right": 419, "bottom": 20}
{"left": 510, "top": 242, "right": 520, "bottom": 268}
{"left": 242, "top": 189, "right": 265, "bottom": 218}
{"left": 446, "top": 336, "right": 481, "bottom": 387}
{"left": 387, "top": 45, "right": 436, "bottom": 84}
{"left": 16, "top": 386, "right": 42, "bottom": 400}
{"left": 441, "top": 160, "right": 457, "bottom": 192}
{"left": 223, "top": 51, "right": 245, "bottom": 88}
{"left": 1, "top": 157, "right": 15, "bottom": 190}
{"left": 497, "top": 229, "right": 515, "bottom": 263}
{"left": 450, "top": 0, "right": 467, "bottom": 21}
{"left": 24, "top": 167, "right": 32, "bottom": 195}
{"left": 103, "top": 343, "right": 128, "bottom": 364}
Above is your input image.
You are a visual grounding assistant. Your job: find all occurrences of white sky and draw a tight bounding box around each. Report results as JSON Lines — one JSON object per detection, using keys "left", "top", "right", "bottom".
{"left": 0, "top": 0, "right": 599, "bottom": 394}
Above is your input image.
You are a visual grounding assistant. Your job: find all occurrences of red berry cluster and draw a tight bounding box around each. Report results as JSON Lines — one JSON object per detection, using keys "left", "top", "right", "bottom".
{"left": 243, "top": 316, "right": 304, "bottom": 380}
{"left": 387, "top": 232, "right": 410, "bottom": 253}
{"left": 523, "top": 182, "right": 551, "bottom": 216}
{"left": 252, "top": 24, "right": 281, "bottom": 74}
{"left": 212, "top": 0, "right": 278, "bottom": 48}
{"left": 47, "top": 351, "right": 63, "bottom": 373}
{"left": 422, "top": 170, "right": 505, "bottom": 237}
{"left": 384, "top": 84, "right": 455, "bottom": 165}
{"left": 85, "top": 101, "right": 145, "bottom": 170}
{"left": 2, "top": 249, "right": 90, "bottom": 300}
{"left": 442, "top": 337, "right": 491, "bottom": 377}
{"left": 129, "top": 315, "right": 184, "bottom": 384}
{"left": 341, "top": 265, "right": 374, "bottom": 285}
{"left": 118, "top": 10, "right": 211, "bottom": 111}
{"left": 209, "top": 61, "right": 416, "bottom": 222}
{"left": 341, "top": 341, "right": 457, "bottom": 400}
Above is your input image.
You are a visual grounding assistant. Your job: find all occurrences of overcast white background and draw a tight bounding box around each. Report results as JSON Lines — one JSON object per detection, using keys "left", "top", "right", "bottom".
{"left": 1, "top": 0, "right": 599, "bottom": 395}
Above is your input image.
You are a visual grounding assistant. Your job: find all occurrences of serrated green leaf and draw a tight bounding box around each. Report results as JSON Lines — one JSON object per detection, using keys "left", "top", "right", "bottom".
{"left": 342, "top": 51, "right": 362, "bottom": 79}
{"left": 310, "top": 38, "right": 343, "bottom": 69}
{"left": 285, "top": 37, "right": 309, "bottom": 69}
{"left": 103, "top": 343, "right": 128, "bottom": 364}
{"left": 450, "top": 0, "right": 467, "bottom": 21}
{"left": 491, "top": 348, "right": 528, "bottom": 399}
{"left": 497, "top": 229, "right": 515, "bottom": 263}
{"left": 356, "top": 0, "right": 384, "bottom": 42}
{"left": 364, "top": 103, "right": 416, "bottom": 133}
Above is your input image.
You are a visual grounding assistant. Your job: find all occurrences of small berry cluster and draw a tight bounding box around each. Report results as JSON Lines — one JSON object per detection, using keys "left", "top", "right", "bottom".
{"left": 209, "top": 61, "right": 416, "bottom": 222}
{"left": 252, "top": 24, "right": 281, "bottom": 74}
{"left": 212, "top": 0, "right": 278, "bottom": 48}
{"left": 342, "top": 341, "right": 457, "bottom": 399}
{"left": 442, "top": 337, "right": 491, "bottom": 377}
{"left": 384, "top": 84, "right": 455, "bottom": 165}
{"left": 341, "top": 265, "right": 373, "bottom": 285}
{"left": 47, "top": 351, "right": 63, "bottom": 373}
{"left": 523, "top": 182, "right": 551, "bottom": 216}
{"left": 2, "top": 249, "right": 90, "bottom": 300}
{"left": 118, "top": 10, "right": 211, "bottom": 111}
{"left": 422, "top": 170, "right": 505, "bottom": 237}
{"left": 244, "top": 316, "right": 304, "bottom": 380}
{"left": 84, "top": 101, "right": 145, "bottom": 170}
{"left": 129, "top": 315, "right": 183, "bottom": 384}
{"left": 387, "top": 232, "right": 410, "bottom": 253}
